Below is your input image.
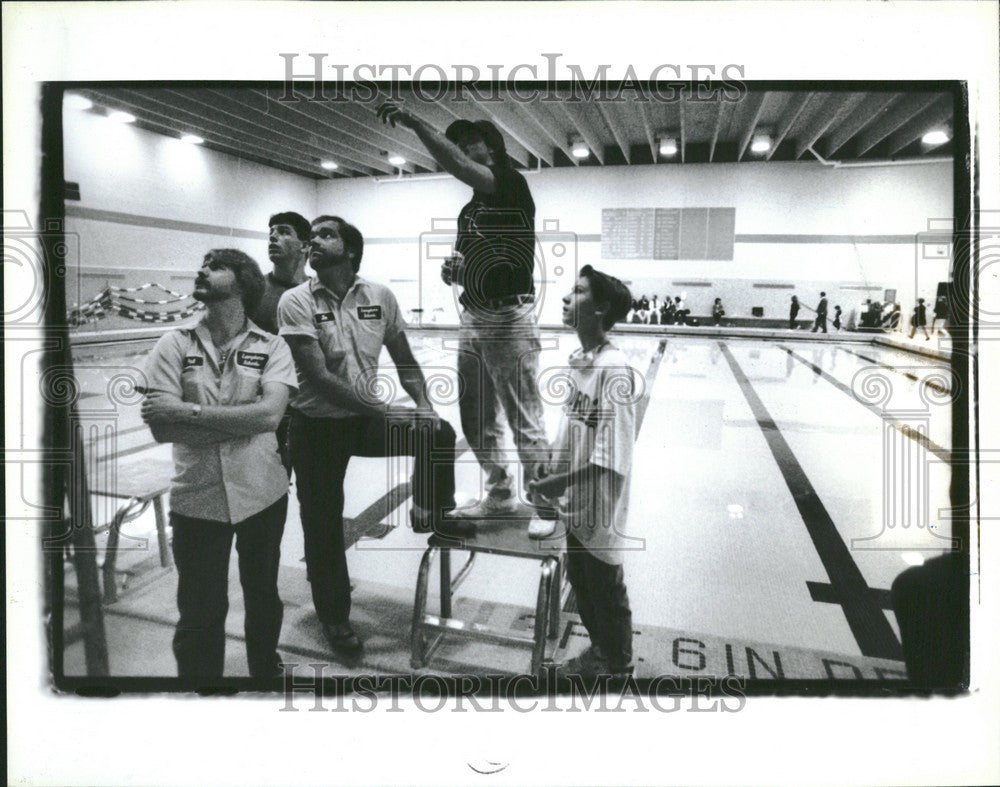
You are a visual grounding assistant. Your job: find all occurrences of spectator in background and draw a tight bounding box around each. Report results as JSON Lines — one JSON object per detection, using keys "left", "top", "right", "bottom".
{"left": 674, "top": 295, "right": 687, "bottom": 326}
{"left": 712, "top": 297, "right": 725, "bottom": 327}
{"left": 909, "top": 297, "right": 930, "bottom": 340}
{"left": 789, "top": 295, "right": 801, "bottom": 329}
{"left": 811, "top": 291, "right": 828, "bottom": 334}
{"left": 832, "top": 305, "right": 843, "bottom": 331}
{"left": 931, "top": 292, "right": 949, "bottom": 334}
{"left": 661, "top": 296, "right": 676, "bottom": 325}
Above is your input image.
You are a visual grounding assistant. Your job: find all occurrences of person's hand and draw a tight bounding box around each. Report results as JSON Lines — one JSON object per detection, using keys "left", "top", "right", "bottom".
{"left": 376, "top": 101, "right": 418, "bottom": 130}
{"left": 441, "top": 252, "right": 465, "bottom": 286}
{"left": 141, "top": 392, "right": 191, "bottom": 423}
{"left": 528, "top": 469, "right": 567, "bottom": 500}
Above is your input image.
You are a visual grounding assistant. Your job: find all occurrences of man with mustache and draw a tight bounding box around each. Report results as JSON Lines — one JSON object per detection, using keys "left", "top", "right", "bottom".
{"left": 277, "top": 216, "right": 467, "bottom": 659}
{"left": 141, "top": 249, "right": 297, "bottom": 681}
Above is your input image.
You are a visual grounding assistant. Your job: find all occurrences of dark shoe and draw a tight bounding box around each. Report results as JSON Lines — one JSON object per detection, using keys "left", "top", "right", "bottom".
{"left": 322, "top": 622, "right": 363, "bottom": 657}
{"left": 410, "top": 509, "right": 476, "bottom": 539}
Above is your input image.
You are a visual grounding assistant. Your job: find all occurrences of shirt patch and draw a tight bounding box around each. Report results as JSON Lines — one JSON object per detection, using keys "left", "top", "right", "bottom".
{"left": 236, "top": 351, "right": 268, "bottom": 371}
{"left": 356, "top": 305, "right": 382, "bottom": 320}
{"left": 183, "top": 356, "right": 204, "bottom": 368}
{"left": 314, "top": 312, "right": 336, "bottom": 324}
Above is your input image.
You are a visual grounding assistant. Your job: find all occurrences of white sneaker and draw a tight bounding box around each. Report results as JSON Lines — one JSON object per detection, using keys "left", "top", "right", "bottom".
{"left": 452, "top": 495, "right": 518, "bottom": 518}
{"left": 528, "top": 517, "right": 557, "bottom": 539}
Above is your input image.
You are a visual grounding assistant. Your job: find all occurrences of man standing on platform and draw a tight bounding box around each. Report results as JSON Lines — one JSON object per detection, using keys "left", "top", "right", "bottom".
{"left": 277, "top": 215, "right": 467, "bottom": 660}
{"left": 251, "top": 211, "right": 311, "bottom": 475}
{"left": 141, "top": 249, "right": 297, "bottom": 681}
{"left": 376, "top": 100, "right": 554, "bottom": 538}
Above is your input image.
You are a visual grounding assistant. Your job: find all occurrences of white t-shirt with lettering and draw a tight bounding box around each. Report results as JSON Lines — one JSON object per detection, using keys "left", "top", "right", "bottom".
{"left": 551, "top": 341, "right": 639, "bottom": 565}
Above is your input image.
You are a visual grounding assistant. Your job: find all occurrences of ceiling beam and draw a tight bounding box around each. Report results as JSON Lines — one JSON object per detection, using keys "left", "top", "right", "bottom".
{"left": 735, "top": 92, "right": 768, "bottom": 161}
{"left": 556, "top": 100, "right": 605, "bottom": 164}
{"left": 708, "top": 99, "right": 727, "bottom": 162}
{"left": 507, "top": 100, "right": 568, "bottom": 165}
{"left": 822, "top": 93, "right": 897, "bottom": 158}
{"left": 636, "top": 100, "right": 657, "bottom": 162}
{"left": 851, "top": 93, "right": 942, "bottom": 158}
{"left": 250, "top": 88, "right": 439, "bottom": 172}
{"left": 679, "top": 100, "right": 687, "bottom": 164}
{"left": 793, "top": 92, "right": 869, "bottom": 160}
{"left": 80, "top": 89, "right": 347, "bottom": 178}
{"left": 881, "top": 95, "right": 953, "bottom": 157}
{"left": 766, "top": 92, "right": 813, "bottom": 161}
{"left": 189, "top": 88, "right": 406, "bottom": 173}
{"left": 595, "top": 100, "right": 632, "bottom": 163}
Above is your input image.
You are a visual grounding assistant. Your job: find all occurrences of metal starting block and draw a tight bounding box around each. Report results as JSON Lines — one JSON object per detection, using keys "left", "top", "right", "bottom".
{"left": 410, "top": 517, "right": 567, "bottom": 677}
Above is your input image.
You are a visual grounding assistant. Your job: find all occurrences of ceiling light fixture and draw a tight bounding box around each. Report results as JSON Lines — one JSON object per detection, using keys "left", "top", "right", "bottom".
{"left": 750, "top": 131, "right": 772, "bottom": 154}
{"left": 922, "top": 129, "right": 950, "bottom": 146}
{"left": 108, "top": 110, "right": 136, "bottom": 124}
{"left": 658, "top": 136, "right": 678, "bottom": 157}
{"left": 571, "top": 137, "right": 590, "bottom": 159}
{"left": 65, "top": 94, "right": 93, "bottom": 111}
{"left": 320, "top": 160, "right": 339, "bottom": 171}
{"left": 388, "top": 154, "right": 406, "bottom": 167}
{"left": 181, "top": 134, "right": 204, "bottom": 145}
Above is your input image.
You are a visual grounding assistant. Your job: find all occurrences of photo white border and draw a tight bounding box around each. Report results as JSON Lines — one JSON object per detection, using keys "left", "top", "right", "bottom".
{"left": 5, "top": 2, "right": 999, "bottom": 784}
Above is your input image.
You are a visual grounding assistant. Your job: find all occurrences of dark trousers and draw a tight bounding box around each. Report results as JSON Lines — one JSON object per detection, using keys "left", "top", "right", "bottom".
{"left": 276, "top": 412, "right": 292, "bottom": 478}
{"left": 812, "top": 314, "right": 828, "bottom": 333}
{"left": 290, "top": 410, "right": 457, "bottom": 625}
{"left": 565, "top": 533, "right": 633, "bottom": 669}
{"left": 170, "top": 495, "right": 287, "bottom": 679}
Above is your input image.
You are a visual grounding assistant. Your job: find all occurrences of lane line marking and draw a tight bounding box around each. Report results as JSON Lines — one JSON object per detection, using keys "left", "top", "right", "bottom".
{"left": 719, "top": 341, "right": 902, "bottom": 661}
{"left": 780, "top": 345, "right": 950, "bottom": 462}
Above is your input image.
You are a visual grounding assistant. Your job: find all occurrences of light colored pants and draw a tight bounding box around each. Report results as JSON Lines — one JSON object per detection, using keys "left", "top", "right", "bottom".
{"left": 457, "top": 304, "right": 549, "bottom": 501}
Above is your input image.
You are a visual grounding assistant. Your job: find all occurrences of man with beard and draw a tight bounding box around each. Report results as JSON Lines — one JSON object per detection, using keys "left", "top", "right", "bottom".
{"left": 251, "top": 211, "right": 310, "bottom": 474}
{"left": 277, "top": 215, "right": 467, "bottom": 659}
{"left": 141, "top": 249, "right": 297, "bottom": 680}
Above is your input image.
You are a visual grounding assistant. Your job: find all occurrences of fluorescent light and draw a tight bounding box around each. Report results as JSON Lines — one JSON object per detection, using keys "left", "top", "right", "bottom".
{"left": 922, "top": 129, "right": 950, "bottom": 146}
{"left": 750, "top": 133, "right": 772, "bottom": 153}
{"left": 320, "top": 160, "right": 339, "bottom": 171}
{"left": 388, "top": 154, "right": 406, "bottom": 166}
{"left": 108, "top": 110, "right": 136, "bottom": 124}
{"left": 65, "top": 94, "right": 93, "bottom": 111}
{"left": 181, "top": 134, "right": 204, "bottom": 145}
{"left": 571, "top": 139, "right": 590, "bottom": 159}
{"left": 658, "top": 137, "right": 678, "bottom": 157}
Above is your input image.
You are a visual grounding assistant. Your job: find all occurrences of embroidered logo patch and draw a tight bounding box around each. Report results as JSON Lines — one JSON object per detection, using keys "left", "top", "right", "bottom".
{"left": 357, "top": 305, "right": 382, "bottom": 320}
{"left": 314, "top": 312, "right": 336, "bottom": 324}
{"left": 236, "top": 351, "right": 268, "bottom": 370}
{"left": 183, "top": 356, "right": 204, "bottom": 368}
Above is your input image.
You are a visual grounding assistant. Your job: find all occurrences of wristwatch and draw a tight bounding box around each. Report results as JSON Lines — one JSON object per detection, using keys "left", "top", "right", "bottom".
{"left": 190, "top": 404, "right": 202, "bottom": 418}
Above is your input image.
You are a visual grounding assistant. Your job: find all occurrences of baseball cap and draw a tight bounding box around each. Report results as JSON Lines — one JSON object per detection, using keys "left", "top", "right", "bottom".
{"left": 580, "top": 264, "right": 632, "bottom": 326}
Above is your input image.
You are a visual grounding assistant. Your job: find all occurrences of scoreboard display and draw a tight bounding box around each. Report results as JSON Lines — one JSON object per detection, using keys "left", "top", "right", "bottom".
{"left": 602, "top": 207, "right": 736, "bottom": 260}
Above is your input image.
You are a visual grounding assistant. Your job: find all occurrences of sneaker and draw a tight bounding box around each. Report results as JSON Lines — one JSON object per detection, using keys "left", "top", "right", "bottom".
{"left": 452, "top": 495, "right": 518, "bottom": 519}
{"left": 559, "top": 646, "right": 634, "bottom": 679}
{"left": 410, "top": 508, "right": 476, "bottom": 538}
{"left": 527, "top": 491, "right": 559, "bottom": 521}
{"left": 558, "top": 645, "right": 609, "bottom": 678}
{"left": 528, "top": 517, "right": 557, "bottom": 539}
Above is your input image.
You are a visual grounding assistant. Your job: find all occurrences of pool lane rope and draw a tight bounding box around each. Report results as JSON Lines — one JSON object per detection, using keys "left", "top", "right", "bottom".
{"left": 68, "top": 283, "right": 205, "bottom": 326}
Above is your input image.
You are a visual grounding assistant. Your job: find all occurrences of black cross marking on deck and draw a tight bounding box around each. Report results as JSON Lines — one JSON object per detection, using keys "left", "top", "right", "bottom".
{"left": 719, "top": 341, "right": 902, "bottom": 661}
